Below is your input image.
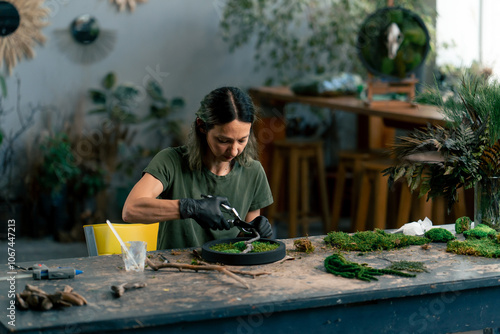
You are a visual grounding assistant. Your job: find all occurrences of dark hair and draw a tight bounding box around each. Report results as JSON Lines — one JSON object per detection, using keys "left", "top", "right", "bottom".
{"left": 186, "top": 87, "right": 259, "bottom": 170}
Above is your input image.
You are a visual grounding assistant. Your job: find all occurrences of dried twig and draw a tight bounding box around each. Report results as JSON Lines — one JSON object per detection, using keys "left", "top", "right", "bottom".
{"left": 146, "top": 258, "right": 269, "bottom": 289}
{"left": 111, "top": 282, "right": 147, "bottom": 297}
{"left": 242, "top": 230, "right": 260, "bottom": 254}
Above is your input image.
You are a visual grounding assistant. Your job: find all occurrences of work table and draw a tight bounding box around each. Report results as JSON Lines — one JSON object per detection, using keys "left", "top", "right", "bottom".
{"left": 1, "top": 233, "right": 500, "bottom": 333}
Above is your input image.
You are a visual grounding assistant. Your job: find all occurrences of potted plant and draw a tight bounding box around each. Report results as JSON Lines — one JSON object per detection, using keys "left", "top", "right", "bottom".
{"left": 384, "top": 68, "right": 500, "bottom": 231}
{"left": 26, "top": 131, "right": 107, "bottom": 240}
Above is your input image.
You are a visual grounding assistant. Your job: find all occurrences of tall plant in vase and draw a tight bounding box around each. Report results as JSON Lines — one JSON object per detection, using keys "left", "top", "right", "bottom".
{"left": 384, "top": 69, "right": 500, "bottom": 230}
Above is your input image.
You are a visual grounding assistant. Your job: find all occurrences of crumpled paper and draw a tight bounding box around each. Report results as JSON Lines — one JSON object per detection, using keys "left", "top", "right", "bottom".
{"left": 392, "top": 217, "right": 433, "bottom": 236}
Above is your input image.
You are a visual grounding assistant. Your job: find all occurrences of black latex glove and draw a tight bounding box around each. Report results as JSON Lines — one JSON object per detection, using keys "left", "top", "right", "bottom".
{"left": 250, "top": 216, "right": 273, "bottom": 238}
{"left": 179, "top": 196, "right": 232, "bottom": 231}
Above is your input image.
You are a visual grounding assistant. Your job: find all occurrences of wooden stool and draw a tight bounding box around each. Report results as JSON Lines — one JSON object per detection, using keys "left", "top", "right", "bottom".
{"left": 397, "top": 181, "right": 467, "bottom": 226}
{"left": 396, "top": 153, "right": 468, "bottom": 226}
{"left": 354, "top": 158, "right": 469, "bottom": 232}
{"left": 330, "top": 149, "right": 388, "bottom": 231}
{"left": 353, "top": 159, "right": 394, "bottom": 231}
{"left": 267, "top": 139, "right": 330, "bottom": 238}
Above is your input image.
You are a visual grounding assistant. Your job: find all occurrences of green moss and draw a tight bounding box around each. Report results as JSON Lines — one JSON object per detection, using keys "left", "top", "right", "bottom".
{"left": 447, "top": 238, "right": 500, "bottom": 258}
{"left": 294, "top": 238, "right": 315, "bottom": 253}
{"left": 424, "top": 228, "right": 455, "bottom": 243}
{"left": 210, "top": 241, "right": 279, "bottom": 254}
{"left": 384, "top": 260, "right": 429, "bottom": 273}
{"left": 324, "top": 253, "right": 416, "bottom": 282}
{"left": 455, "top": 216, "right": 472, "bottom": 234}
{"left": 324, "top": 229, "right": 430, "bottom": 252}
{"left": 463, "top": 224, "right": 497, "bottom": 239}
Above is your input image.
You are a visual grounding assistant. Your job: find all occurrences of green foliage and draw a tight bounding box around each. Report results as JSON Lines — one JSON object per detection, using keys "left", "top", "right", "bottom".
{"left": 88, "top": 71, "right": 140, "bottom": 125}
{"left": 38, "top": 133, "right": 81, "bottom": 194}
{"left": 219, "top": 0, "right": 435, "bottom": 85}
{"left": 424, "top": 228, "right": 455, "bottom": 243}
{"left": 455, "top": 216, "right": 472, "bottom": 234}
{"left": 385, "top": 70, "right": 500, "bottom": 207}
{"left": 447, "top": 238, "right": 500, "bottom": 258}
{"left": 36, "top": 133, "right": 107, "bottom": 199}
{"left": 324, "top": 253, "right": 416, "bottom": 282}
{"left": 210, "top": 241, "right": 279, "bottom": 253}
{"left": 144, "top": 80, "right": 185, "bottom": 149}
{"left": 0, "top": 74, "right": 6, "bottom": 98}
{"left": 463, "top": 224, "right": 497, "bottom": 240}
{"left": 324, "top": 229, "right": 430, "bottom": 252}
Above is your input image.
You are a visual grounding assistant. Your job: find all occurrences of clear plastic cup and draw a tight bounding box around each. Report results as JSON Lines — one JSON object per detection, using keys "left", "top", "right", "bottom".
{"left": 121, "top": 241, "right": 147, "bottom": 272}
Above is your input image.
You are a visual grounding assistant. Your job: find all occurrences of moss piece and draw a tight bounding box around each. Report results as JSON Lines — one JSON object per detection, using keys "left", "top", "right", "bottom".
{"left": 447, "top": 238, "right": 500, "bottom": 258}
{"left": 294, "top": 238, "right": 315, "bottom": 253}
{"left": 463, "top": 224, "right": 497, "bottom": 239}
{"left": 209, "top": 241, "right": 279, "bottom": 254}
{"left": 384, "top": 260, "right": 429, "bottom": 273}
{"left": 455, "top": 216, "right": 472, "bottom": 234}
{"left": 324, "top": 253, "right": 416, "bottom": 282}
{"left": 424, "top": 228, "right": 455, "bottom": 243}
{"left": 324, "top": 229, "right": 430, "bottom": 252}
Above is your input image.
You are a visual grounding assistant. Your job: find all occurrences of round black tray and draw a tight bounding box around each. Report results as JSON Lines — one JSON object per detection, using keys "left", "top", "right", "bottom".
{"left": 201, "top": 238, "right": 286, "bottom": 266}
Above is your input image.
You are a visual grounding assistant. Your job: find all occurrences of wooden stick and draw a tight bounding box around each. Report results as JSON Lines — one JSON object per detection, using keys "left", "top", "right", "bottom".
{"left": 242, "top": 231, "right": 261, "bottom": 254}
{"left": 146, "top": 258, "right": 270, "bottom": 289}
{"left": 111, "top": 282, "right": 147, "bottom": 297}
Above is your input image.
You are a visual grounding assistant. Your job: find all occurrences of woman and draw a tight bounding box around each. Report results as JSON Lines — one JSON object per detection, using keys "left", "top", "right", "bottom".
{"left": 122, "top": 86, "right": 274, "bottom": 249}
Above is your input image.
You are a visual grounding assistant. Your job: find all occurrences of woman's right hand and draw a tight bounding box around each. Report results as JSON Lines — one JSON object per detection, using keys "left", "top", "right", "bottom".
{"left": 179, "top": 196, "right": 232, "bottom": 230}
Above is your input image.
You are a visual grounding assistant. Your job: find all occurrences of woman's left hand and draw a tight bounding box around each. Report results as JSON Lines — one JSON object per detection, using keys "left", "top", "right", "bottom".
{"left": 250, "top": 216, "right": 273, "bottom": 239}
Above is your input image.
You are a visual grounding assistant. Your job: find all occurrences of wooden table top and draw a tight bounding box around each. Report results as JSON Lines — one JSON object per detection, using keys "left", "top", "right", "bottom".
{"left": 2, "top": 231, "right": 500, "bottom": 333}
{"left": 249, "top": 86, "right": 447, "bottom": 128}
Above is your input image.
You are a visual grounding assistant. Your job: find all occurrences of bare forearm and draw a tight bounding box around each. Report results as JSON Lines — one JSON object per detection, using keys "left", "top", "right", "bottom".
{"left": 122, "top": 198, "right": 181, "bottom": 223}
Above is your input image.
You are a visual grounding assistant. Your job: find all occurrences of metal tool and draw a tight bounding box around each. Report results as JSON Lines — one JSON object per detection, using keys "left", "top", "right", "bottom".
{"left": 220, "top": 203, "right": 255, "bottom": 234}
{"left": 201, "top": 195, "right": 256, "bottom": 233}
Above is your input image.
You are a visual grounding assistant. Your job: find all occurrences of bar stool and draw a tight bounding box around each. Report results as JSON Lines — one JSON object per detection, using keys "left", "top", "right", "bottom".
{"left": 330, "top": 149, "right": 388, "bottom": 231}
{"left": 354, "top": 157, "right": 469, "bottom": 232}
{"left": 267, "top": 139, "right": 330, "bottom": 238}
{"left": 353, "top": 159, "right": 395, "bottom": 231}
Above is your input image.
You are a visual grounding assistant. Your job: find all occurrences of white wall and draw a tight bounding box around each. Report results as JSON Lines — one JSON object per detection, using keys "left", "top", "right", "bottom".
{"left": 2, "top": 0, "right": 266, "bottom": 144}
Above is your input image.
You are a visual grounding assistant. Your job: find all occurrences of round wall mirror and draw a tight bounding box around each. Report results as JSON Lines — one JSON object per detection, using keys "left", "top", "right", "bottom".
{"left": 71, "top": 14, "right": 100, "bottom": 44}
{"left": 0, "top": 1, "right": 20, "bottom": 37}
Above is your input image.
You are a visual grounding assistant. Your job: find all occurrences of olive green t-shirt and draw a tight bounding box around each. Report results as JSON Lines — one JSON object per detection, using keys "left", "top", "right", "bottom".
{"left": 143, "top": 146, "right": 274, "bottom": 250}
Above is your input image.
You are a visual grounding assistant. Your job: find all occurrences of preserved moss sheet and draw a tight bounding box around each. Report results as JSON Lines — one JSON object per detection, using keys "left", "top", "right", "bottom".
{"left": 324, "top": 229, "right": 430, "bottom": 252}
{"left": 447, "top": 236, "right": 500, "bottom": 258}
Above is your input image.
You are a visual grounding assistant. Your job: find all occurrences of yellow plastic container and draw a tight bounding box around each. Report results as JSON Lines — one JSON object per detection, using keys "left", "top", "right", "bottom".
{"left": 84, "top": 223, "right": 159, "bottom": 255}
